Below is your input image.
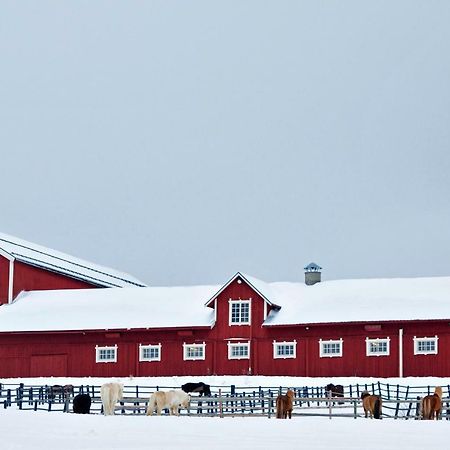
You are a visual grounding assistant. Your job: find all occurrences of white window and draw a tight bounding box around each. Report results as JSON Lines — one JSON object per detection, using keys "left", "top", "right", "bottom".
{"left": 366, "top": 337, "right": 390, "bottom": 356}
{"left": 183, "top": 342, "right": 206, "bottom": 361}
{"left": 95, "top": 345, "right": 117, "bottom": 363}
{"left": 139, "top": 344, "right": 161, "bottom": 362}
{"left": 414, "top": 336, "right": 438, "bottom": 355}
{"left": 273, "top": 340, "right": 297, "bottom": 359}
{"left": 229, "top": 299, "right": 251, "bottom": 325}
{"left": 319, "top": 339, "right": 343, "bottom": 358}
{"left": 227, "top": 341, "right": 250, "bottom": 360}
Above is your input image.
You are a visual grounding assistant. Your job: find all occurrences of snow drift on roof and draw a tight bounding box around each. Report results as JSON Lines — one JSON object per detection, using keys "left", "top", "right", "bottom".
{"left": 0, "top": 232, "right": 146, "bottom": 288}
{"left": 263, "top": 276, "right": 450, "bottom": 325}
{"left": 0, "top": 285, "right": 219, "bottom": 332}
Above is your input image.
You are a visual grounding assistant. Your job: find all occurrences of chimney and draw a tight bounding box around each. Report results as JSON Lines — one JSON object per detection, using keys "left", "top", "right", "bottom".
{"left": 304, "top": 262, "right": 322, "bottom": 285}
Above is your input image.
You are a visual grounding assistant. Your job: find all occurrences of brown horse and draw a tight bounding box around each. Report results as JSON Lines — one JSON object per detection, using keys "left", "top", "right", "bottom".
{"left": 421, "top": 386, "right": 443, "bottom": 420}
{"left": 276, "top": 389, "right": 294, "bottom": 419}
{"left": 361, "top": 391, "right": 382, "bottom": 419}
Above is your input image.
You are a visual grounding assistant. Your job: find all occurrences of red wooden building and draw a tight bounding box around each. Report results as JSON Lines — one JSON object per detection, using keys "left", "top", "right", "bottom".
{"left": 0, "top": 232, "right": 147, "bottom": 305}
{"left": 0, "top": 263, "right": 450, "bottom": 378}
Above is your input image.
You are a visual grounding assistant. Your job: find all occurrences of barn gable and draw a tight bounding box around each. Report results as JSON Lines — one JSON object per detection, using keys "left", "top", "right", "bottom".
{"left": 0, "top": 232, "right": 147, "bottom": 304}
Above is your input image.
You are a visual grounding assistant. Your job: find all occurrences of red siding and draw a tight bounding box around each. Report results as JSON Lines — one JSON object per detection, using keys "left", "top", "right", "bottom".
{"left": 13, "top": 260, "right": 100, "bottom": 298}
{"left": 0, "top": 256, "right": 10, "bottom": 305}
{"left": 1, "top": 275, "right": 450, "bottom": 378}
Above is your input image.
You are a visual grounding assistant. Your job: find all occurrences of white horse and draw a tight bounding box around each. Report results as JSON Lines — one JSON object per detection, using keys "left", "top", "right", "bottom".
{"left": 100, "top": 382, "right": 124, "bottom": 415}
{"left": 146, "top": 390, "right": 190, "bottom": 416}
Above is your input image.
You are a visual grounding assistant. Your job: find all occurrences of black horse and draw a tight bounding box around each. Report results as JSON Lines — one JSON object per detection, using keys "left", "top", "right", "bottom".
{"left": 325, "top": 383, "right": 344, "bottom": 404}
{"left": 73, "top": 394, "right": 92, "bottom": 414}
{"left": 181, "top": 382, "right": 211, "bottom": 397}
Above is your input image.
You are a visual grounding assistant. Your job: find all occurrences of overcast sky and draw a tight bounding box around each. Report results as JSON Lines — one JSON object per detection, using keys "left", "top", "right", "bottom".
{"left": 1, "top": 1, "right": 450, "bottom": 286}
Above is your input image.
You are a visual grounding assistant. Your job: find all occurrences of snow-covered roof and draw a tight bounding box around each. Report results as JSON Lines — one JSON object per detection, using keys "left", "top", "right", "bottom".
{"left": 262, "top": 276, "right": 450, "bottom": 325}
{"left": 0, "top": 285, "right": 219, "bottom": 332}
{"left": 1, "top": 274, "right": 450, "bottom": 332}
{"left": 0, "top": 232, "right": 147, "bottom": 288}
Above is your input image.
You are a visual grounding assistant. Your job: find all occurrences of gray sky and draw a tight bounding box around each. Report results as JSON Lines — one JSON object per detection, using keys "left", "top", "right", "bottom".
{"left": 1, "top": 1, "right": 450, "bottom": 286}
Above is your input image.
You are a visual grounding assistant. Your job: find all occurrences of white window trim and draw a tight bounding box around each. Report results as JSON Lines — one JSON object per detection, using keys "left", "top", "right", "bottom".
{"left": 139, "top": 343, "right": 161, "bottom": 362}
{"left": 228, "top": 299, "right": 252, "bottom": 326}
{"left": 366, "top": 337, "right": 390, "bottom": 357}
{"left": 273, "top": 340, "right": 297, "bottom": 359}
{"left": 413, "top": 336, "right": 438, "bottom": 355}
{"left": 227, "top": 341, "right": 250, "bottom": 360}
{"left": 95, "top": 345, "right": 117, "bottom": 363}
{"left": 183, "top": 342, "right": 206, "bottom": 361}
{"left": 319, "top": 338, "right": 343, "bottom": 358}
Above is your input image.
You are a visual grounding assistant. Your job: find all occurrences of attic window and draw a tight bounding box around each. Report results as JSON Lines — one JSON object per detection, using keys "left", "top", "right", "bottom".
{"left": 229, "top": 299, "right": 251, "bottom": 326}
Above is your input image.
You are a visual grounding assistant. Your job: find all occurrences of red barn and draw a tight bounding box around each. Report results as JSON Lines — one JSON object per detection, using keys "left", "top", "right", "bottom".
{"left": 0, "top": 266, "right": 449, "bottom": 378}
{"left": 0, "top": 232, "right": 147, "bottom": 305}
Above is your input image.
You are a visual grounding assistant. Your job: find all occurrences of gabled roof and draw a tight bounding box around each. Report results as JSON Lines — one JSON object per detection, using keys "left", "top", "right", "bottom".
{"left": 0, "top": 232, "right": 147, "bottom": 288}
{"left": 204, "top": 272, "right": 281, "bottom": 309}
{"left": 1, "top": 273, "right": 450, "bottom": 333}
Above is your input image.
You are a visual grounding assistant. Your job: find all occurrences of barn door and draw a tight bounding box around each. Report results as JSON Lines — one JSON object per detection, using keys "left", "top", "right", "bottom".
{"left": 30, "top": 354, "right": 68, "bottom": 377}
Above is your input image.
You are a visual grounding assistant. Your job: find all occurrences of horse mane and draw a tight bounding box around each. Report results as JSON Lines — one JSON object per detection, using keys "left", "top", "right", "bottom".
{"left": 435, "top": 386, "right": 443, "bottom": 399}
{"left": 360, "top": 390, "right": 370, "bottom": 400}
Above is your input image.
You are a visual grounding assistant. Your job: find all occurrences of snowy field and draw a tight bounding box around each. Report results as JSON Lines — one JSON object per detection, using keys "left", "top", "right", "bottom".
{"left": 2, "top": 408, "right": 450, "bottom": 450}
{"left": 1, "top": 376, "right": 449, "bottom": 450}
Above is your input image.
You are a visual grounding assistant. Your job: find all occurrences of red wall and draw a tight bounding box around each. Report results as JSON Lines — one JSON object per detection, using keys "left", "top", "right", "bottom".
{"left": 1, "top": 275, "right": 450, "bottom": 378}
{"left": 1, "top": 255, "right": 101, "bottom": 305}
{"left": 12, "top": 260, "right": 99, "bottom": 299}
{"left": 0, "top": 256, "right": 10, "bottom": 305}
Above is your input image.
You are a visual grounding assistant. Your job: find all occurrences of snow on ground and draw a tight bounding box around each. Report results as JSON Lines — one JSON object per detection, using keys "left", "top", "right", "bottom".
{"left": 1, "top": 375, "right": 448, "bottom": 389}
{"left": 2, "top": 408, "right": 449, "bottom": 450}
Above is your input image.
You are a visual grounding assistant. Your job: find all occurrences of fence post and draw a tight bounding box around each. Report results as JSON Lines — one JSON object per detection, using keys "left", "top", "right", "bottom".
{"left": 353, "top": 399, "right": 358, "bottom": 419}
{"left": 219, "top": 389, "right": 223, "bottom": 418}
{"left": 328, "top": 389, "right": 332, "bottom": 419}
{"left": 415, "top": 396, "right": 421, "bottom": 419}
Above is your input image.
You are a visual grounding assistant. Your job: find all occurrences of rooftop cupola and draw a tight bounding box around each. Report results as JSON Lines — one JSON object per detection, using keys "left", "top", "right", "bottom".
{"left": 304, "top": 262, "right": 322, "bottom": 286}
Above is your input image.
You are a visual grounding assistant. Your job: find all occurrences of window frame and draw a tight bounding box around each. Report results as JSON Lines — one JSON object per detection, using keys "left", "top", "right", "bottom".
{"left": 414, "top": 336, "right": 438, "bottom": 355}
{"left": 139, "top": 343, "right": 161, "bottom": 362}
{"left": 228, "top": 299, "right": 251, "bottom": 326}
{"left": 183, "top": 342, "right": 206, "bottom": 361}
{"left": 273, "top": 340, "right": 297, "bottom": 359}
{"left": 366, "top": 337, "right": 390, "bottom": 357}
{"left": 319, "top": 338, "right": 343, "bottom": 358}
{"left": 227, "top": 341, "right": 250, "bottom": 360}
{"left": 95, "top": 345, "right": 117, "bottom": 363}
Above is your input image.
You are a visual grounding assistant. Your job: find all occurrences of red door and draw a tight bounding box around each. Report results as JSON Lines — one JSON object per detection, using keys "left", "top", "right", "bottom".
{"left": 30, "top": 354, "right": 68, "bottom": 377}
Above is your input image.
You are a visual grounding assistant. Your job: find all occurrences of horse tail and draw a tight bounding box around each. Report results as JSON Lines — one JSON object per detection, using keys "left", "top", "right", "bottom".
{"left": 374, "top": 398, "right": 381, "bottom": 419}
{"left": 276, "top": 397, "right": 283, "bottom": 419}
{"left": 422, "top": 397, "right": 430, "bottom": 420}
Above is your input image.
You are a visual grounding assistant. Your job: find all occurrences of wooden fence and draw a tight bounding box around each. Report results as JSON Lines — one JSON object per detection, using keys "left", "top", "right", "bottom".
{"left": 1, "top": 382, "right": 449, "bottom": 419}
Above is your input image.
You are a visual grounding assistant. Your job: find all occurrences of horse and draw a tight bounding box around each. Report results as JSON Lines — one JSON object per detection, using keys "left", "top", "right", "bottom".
{"left": 146, "top": 390, "right": 190, "bottom": 416}
{"left": 47, "top": 384, "right": 74, "bottom": 401}
{"left": 276, "top": 389, "right": 294, "bottom": 419}
{"left": 100, "top": 382, "right": 124, "bottom": 416}
{"left": 325, "top": 383, "right": 345, "bottom": 404}
{"left": 181, "top": 382, "right": 211, "bottom": 397}
{"left": 73, "top": 393, "right": 92, "bottom": 414}
{"left": 361, "top": 390, "right": 382, "bottom": 419}
{"left": 421, "top": 386, "right": 443, "bottom": 420}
